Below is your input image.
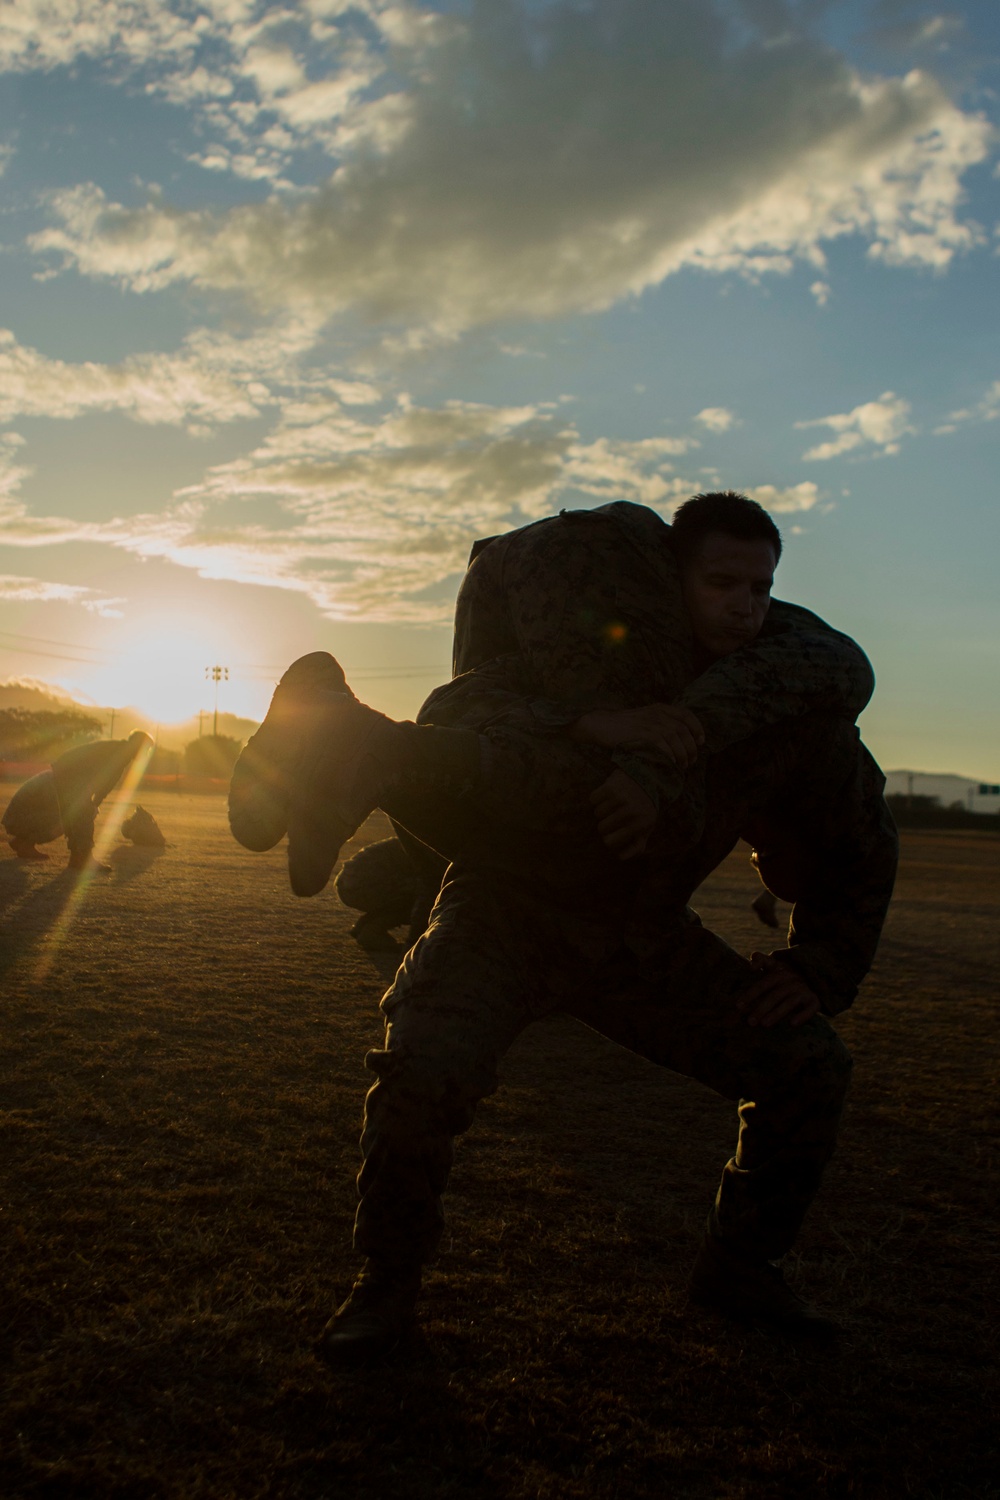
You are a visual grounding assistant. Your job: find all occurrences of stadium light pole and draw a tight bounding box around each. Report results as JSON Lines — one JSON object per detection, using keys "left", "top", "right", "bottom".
{"left": 205, "top": 666, "right": 229, "bottom": 737}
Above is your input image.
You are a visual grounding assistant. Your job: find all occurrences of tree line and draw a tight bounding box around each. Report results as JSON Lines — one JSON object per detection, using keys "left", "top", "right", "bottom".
{"left": 1, "top": 710, "right": 243, "bottom": 778}
{"left": 0, "top": 707, "right": 104, "bottom": 761}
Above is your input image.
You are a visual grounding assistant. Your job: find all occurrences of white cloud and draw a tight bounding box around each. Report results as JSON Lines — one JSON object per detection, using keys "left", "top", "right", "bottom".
{"left": 936, "top": 379, "right": 1000, "bottom": 433}
{"left": 695, "top": 407, "right": 737, "bottom": 433}
{"left": 0, "top": 430, "right": 32, "bottom": 503}
{"left": 0, "top": 316, "right": 337, "bottom": 431}
{"left": 869, "top": 14, "right": 966, "bottom": 53}
{"left": 746, "top": 482, "right": 820, "bottom": 514}
{"left": 0, "top": 572, "right": 123, "bottom": 616}
{"left": 795, "top": 391, "right": 915, "bottom": 460}
{"left": 0, "top": 329, "right": 258, "bottom": 430}
{"left": 0, "top": 1, "right": 203, "bottom": 71}
{"left": 21, "top": 4, "right": 994, "bottom": 332}
{"left": 810, "top": 280, "right": 831, "bottom": 307}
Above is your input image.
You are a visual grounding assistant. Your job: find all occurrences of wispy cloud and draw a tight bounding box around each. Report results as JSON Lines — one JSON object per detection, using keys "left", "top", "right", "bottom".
{"left": 795, "top": 392, "right": 915, "bottom": 460}
{"left": 0, "top": 316, "right": 353, "bottom": 433}
{"left": 0, "top": 430, "right": 32, "bottom": 503}
{"left": 0, "top": 383, "right": 827, "bottom": 622}
{"left": 867, "top": 13, "right": 967, "bottom": 54}
{"left": 745, "top": 482, "right": 820, "bottom": 514}
{"left": 695, "top": 407, "right": 737, "bottom": 433}
{"left": 0, "top": 395, "right": 702, "bottom": 622}
{"left": 0, "top": 573, "right": 123, "bottom": 616}
{"left": 935, "top": 379, "right": 1000, "bottom": 433}
{"left": 21, "top": 3, "right": 993, "bottom": 333}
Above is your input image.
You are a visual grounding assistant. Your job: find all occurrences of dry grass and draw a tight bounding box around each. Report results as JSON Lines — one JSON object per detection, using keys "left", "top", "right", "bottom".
{"left": 1, "top": 786, "right": 997, "bottom": 1499}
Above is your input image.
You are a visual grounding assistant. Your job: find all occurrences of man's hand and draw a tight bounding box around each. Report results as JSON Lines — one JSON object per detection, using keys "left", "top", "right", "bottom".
{"left": 736, "top": 952, "right": 821, "bottom": 1028}
{"left": 573, "top": 704, "right": 705, "bottom": 770}
{"left": 590, "top": 769, "right": 657, "bottom": 860}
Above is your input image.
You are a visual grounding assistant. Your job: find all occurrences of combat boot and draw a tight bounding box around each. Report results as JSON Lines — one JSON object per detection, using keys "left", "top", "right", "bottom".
{"left": 317, "top": 1261, "right": 422, "bottom": 1370}
{"left": 688, "top": 1234, "right": 838, "bottom": 1341}
{"left": 228, "top": 652, "right": 349, "bottom": 853}
{"left": 230, "top": 650, "right": 478, "bottom": 899}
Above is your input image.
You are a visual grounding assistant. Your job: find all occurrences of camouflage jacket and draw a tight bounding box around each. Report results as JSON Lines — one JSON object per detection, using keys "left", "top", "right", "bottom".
{"left": 629, "top": 716, "right": 898, "bottom": 1015}
{"left": 423, "top": 501, "right": 875, "bottom": 807}
{"left": 421, "top": 502, "right": 896, "bottom": 1013}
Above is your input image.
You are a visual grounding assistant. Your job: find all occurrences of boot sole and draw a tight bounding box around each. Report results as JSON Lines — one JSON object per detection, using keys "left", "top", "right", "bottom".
{"left": 228, "top": 653, "right": 346, "bottom": 853}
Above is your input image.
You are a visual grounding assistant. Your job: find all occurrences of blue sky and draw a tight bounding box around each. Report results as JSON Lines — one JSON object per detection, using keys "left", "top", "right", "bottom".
{"left": 0, "top": 0, "right": 997, "bottom": 774}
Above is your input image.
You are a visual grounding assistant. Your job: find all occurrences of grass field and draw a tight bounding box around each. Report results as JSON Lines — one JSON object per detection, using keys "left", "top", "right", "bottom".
{"left": 1, "top": 786, "right": 997, "bottom": 1499}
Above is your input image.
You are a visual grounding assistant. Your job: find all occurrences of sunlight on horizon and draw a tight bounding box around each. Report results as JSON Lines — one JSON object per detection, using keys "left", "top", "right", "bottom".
{"left": 69, "top": 618, "right": 257, "bottom": 727}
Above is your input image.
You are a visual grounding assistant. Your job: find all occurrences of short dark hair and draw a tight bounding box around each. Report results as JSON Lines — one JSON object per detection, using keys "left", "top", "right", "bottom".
{"left": 671, "top": 490, "right": 782, "bottom": 563}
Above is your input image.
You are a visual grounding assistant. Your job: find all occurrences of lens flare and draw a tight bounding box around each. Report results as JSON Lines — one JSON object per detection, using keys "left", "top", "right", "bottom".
{"left": 31, "top": 740, "right": 154, "bottom": 984}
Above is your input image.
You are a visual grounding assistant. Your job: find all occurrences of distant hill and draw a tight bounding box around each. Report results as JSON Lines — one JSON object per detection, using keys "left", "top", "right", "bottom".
{"left": 0, "top": 677, "right": 259, "bottom": 751}
{"left": 0, "top": 678, "right": 83, "bottom": 712}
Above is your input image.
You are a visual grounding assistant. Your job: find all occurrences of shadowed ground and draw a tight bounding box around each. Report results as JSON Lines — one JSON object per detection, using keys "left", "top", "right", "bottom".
{"left": 0, "top": 784, "right": 997, "bottom": 1499}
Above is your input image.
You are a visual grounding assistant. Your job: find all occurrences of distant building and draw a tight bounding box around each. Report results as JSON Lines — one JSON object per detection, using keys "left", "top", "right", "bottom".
{"left": 885, "top": 771, "right": 1000, "bottom": 815}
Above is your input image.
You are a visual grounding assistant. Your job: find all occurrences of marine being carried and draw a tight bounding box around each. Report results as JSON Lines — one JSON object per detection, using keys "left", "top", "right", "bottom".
{"left": 229, "top": 492, "right": 898, "bottom": 1365}
{"left": 2, "top": 731, "right": 153, "bottom": 873}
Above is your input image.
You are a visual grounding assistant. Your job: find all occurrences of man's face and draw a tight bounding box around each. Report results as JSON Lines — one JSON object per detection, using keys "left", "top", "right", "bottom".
{"left": 679, "top": 530, "right": 777, "bottom": 659}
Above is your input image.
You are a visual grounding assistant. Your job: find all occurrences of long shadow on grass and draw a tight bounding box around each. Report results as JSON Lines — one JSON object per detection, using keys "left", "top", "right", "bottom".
{"left": 269, "top": 1346, "right": 503, "bottom": 1498}
{"left": 0, "top": 856, "right": 29, "bottom": 913}
{"left": 0, "top": 844, "right": 168, "bottom": 979}
{"left": 0, "top": 865, "right": 135, "bottom": 980}
{"left": 109, "top": 844, "right": 165, "bottom": 882}
{"left": 0, "top": 865, "right": 82, "bottom": 979}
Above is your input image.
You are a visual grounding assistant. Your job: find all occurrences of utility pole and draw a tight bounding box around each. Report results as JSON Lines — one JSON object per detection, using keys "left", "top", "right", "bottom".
{"left": 108, "top": 708, "right": 116, "bottom": 739}
{"left": 198, "top": 709, "right": 205, "bottom": 739}
{"left": 205, "top": 665, "right": 229, "bottom": 737}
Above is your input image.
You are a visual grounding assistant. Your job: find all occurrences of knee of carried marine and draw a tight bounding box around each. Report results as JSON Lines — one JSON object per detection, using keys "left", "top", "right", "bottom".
{"left": 335, "top": 837, "right": 437, "bottom": 951}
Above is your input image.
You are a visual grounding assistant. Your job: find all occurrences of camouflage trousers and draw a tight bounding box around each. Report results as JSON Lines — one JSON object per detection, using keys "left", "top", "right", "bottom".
{"left": 354, "top": 872, "right": 852, "bottom": 1270}
{"left": 2, "top": 770, "right": 63, "bottom": 847}
{"left": 1, "top": 766, "right": 97, "bottom": 857}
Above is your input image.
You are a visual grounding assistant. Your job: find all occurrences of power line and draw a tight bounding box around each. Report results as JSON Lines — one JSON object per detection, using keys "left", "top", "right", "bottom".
{"left": 0, "top": 639, "right": 116, "bottom": 667}
{"left": 0, "top": 627, "right": 110, "bottom": 663}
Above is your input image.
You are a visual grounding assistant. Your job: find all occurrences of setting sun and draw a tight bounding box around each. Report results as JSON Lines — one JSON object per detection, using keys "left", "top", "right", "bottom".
{"left": 81, "top": 617, "right": 246, "bottom": 727}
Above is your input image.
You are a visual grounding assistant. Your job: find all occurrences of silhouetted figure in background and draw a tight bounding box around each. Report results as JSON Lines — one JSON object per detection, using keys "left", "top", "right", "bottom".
{"left": 2, "top": 731, "right": 153, "bottom": 872}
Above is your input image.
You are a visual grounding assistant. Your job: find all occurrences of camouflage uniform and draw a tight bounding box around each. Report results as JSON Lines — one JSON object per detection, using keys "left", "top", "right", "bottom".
{"left": 2, "top": 737, "right": 146, "bottom": 860}
{"left": 349, "top": 504, "right": 898, "bottom": 1271}
{"left": 370, "top": 503, "right": 874, "bottom": 896}
{"left": 418, "top": 502, "right": 875, "bottom": 841}
{"left": 356, "top": 715, "right": 897, "bottom": 1268}
{"left": 335, "top": 836, "right": 438, "bottom": 951}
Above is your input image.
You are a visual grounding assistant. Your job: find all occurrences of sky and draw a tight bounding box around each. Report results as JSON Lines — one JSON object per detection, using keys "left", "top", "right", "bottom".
{"left": 0, "top": 0, "right": 998, "bottom": 775}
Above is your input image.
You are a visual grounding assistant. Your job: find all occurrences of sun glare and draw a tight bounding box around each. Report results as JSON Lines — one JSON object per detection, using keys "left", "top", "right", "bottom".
{"left": 31, "top": 738, "right": 154, "bottom": 984}
{"left": 84, "top": 620, "right": 242, "bottom": 726}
